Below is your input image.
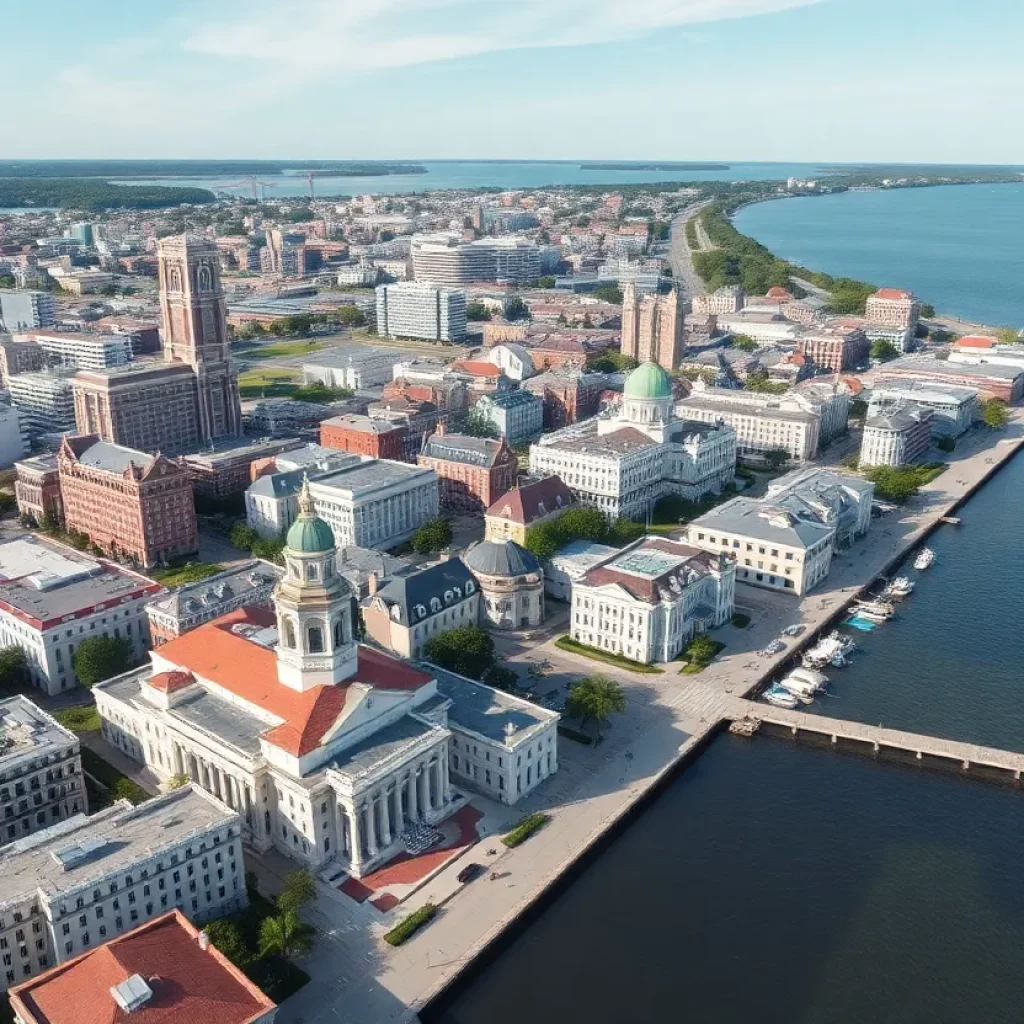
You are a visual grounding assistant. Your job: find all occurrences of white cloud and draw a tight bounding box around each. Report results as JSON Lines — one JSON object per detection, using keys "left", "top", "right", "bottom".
{"left": 184, "top": 0, "right": 825, "bottom": 70}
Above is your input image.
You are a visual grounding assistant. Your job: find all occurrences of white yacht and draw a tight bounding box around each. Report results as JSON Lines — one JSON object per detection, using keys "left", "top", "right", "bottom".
{"left": 763, "top": 686, "right": 800, "bottom": 709}
{"left": 883, "top": 577, "right": 915, "bottom": 598}
{"left": 803, "top": 632, "right": 856, "bottom": 669}
{"left": 913, "top": 547, "right": 935, "bottom": 570}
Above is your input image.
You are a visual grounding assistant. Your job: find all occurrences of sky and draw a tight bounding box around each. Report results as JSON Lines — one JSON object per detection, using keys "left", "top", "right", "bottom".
{"left": 6, "top": 0, "right": 1023, "bottom": 162}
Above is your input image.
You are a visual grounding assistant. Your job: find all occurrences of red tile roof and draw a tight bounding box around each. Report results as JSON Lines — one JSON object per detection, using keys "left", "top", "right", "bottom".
{"left": 872, "top": 288, "right": 913, "bottom": 301}
{"left": 452, "top": 361, "right": 501, "bottom": 377}
{"left": 154, "top": 608, "right": 432, "bottom": 756}
{"left": 955, "top": 335, "right": 997, "bottom": 348}
{"left": 9, "top": 910, "right": 275, "bottom": 1024}
{"left": 486, "top": 476, "right": 573, "bottom": 525}
{"left": 148, "top": 670, "right": 195, "bottom": 694}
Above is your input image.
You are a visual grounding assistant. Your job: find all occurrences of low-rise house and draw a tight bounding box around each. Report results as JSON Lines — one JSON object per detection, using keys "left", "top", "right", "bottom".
{"left": 570, "top": 537, "right": 735, "bottom": 665}
{"left": 0, "top": 696, "right": 84, "bottom": 847}
{"left": 485, "top": 475, "right": 573, "bottom": 543}
{"left": 362, "top": 558, "right": 479, "bottom": 659}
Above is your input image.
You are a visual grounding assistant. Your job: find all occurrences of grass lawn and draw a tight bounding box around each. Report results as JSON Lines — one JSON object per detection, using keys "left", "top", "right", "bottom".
{"left": 676, "top": 639, "right": 726, "bottom": 675}
{"left": 238, "top": 367, "right": 302, "bottom": 399}
{"left": 236, "top": 339, "right": 324, "bottom": 360}
{"left": 80, "top": 747, "right": 149, "bottom": 807}
{"left": 149, "top": 561, "right": 224, "bottom": 588}
{"left": 555, "top": 636, "right": 663, "bottom": 674}
{"left": 53, "top": 705, "right": 101, "bottom": 732}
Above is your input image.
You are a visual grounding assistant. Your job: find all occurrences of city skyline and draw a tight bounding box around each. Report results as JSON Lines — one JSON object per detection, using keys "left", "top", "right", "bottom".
{"left": 8, "top": 0, "right": 1022, "bottom": 163}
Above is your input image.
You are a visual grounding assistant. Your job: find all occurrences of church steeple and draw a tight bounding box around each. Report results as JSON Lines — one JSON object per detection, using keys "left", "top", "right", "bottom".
{"left": 274, "top": 476, "right": 357, "bottom": 693}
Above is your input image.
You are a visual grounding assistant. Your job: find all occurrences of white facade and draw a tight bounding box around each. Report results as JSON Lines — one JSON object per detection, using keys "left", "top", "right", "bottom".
{"left": 472, "top": 390, "right": 543, "bottom": 446}
{"left": 860, "top": 405, "right": 934, "bottom": 467}
{"left": 376, "top": 282, "right": 467, "bottom": 343}
{"left": 21, "top": 332, "right": 133, "bottom": 371}
{"left": 7, "top": 373, "right": 76, "bottom": 437}
{"left": 0, "top": 786, "right": 243, "bottom": 992}
{"left": 716, "top": 314, "right": 802, "bottom": 346}
{"left": 680, "top": 381, "right": 821, "bottom": 463}
{"left": 411, "top": 235, "right": 540, "bottom": 287}
{"left": 0, "top": 292, "right": 56, "bottom": 332}
{"left": 570, "top": 537, "right": 735, "bottom": 664}
{"left": 0, "top": 403, "right": 26, "bottom": 468}
{"left": 868, "top": 382, "right": 977, "bottom": 438}
{"left": 486, "top": 344, "right": 535, "bottom": 382}
{"left": 0, "top": 696, "right": 84, "bottom": 847}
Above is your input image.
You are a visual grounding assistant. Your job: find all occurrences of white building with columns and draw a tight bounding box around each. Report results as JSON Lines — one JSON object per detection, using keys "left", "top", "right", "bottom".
{"left": 94, "top": 479, "right": 558, "bottom": 879}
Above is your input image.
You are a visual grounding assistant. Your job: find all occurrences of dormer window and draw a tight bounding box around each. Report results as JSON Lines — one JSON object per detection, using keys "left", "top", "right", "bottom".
{"left": 415, "top": 603, "right": 427, "bottom": 620}
{"left": 430, "top": 597, "right": 441, "bottom": 613}
{"left": 444, "top": 589, "right": 453, "bottom": 605}
{"left": 465, "top": 581, "right": 475, "bottom": 595}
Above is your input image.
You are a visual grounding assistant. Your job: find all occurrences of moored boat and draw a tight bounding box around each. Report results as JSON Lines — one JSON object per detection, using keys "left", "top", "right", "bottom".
{"left": 883, "top": 576, "right": 915, "bottom": 598}
{"left": 913, "top": 547, "right": 935, "bottom": 570}
{"left": 763, "top": 685, "right": 799, "bottom": 709}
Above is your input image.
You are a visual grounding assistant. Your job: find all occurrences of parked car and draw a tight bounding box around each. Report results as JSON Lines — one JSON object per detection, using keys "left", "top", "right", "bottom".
{"left": 457, "top": 863, "right": 485, "bottom": 884}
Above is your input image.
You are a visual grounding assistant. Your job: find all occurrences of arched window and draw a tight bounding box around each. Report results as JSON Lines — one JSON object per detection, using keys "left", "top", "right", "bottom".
{"left": 306, "top": 563, "right": 318, "bottom": 581}
{"left": 333, "top": 618, "right": 344, "bottom": 646}
{"left": 283, "top": 620, "right": 296, "bottom": 648}
{"left": 308, "top": 625, "right": 324, "bottom": 653}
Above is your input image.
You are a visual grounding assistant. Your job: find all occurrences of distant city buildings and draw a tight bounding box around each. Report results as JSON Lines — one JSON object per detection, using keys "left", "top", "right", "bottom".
{"left": 411, "top": 234, "right": 540, "bottom": 286}
{"left": 0, "top": 291, "right": 56, "bottom": 332}
{"left": 375, "top": 282, "right": 467, "bottom": 342}
{"left": 8, "top": 371, "right": 77, "bottom": 437}
{"left": 23, "top": 331, "right": 133, "bottom": 371}
{"left": 691, "top": 286, "right": 744, "bottom": 316}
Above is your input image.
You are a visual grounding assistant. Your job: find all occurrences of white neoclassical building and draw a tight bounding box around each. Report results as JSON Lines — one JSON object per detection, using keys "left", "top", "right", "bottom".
{"left": 95, "top": 480, "right": 558, "bottom": 879}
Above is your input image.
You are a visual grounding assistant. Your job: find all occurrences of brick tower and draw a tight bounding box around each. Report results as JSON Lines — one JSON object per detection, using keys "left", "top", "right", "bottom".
{"left": 158, "top": 235, "right": 242, "bottom": 443}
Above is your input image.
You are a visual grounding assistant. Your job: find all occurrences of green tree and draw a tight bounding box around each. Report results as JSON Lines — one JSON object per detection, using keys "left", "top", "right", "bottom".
{"left": 982, "top": 398, "right": 1009, "bottom": 429}
{"left": 762, "top": 448, "right": 789, "bottom": 472}
{"left": 112, "top": 777, "right": 148, "bottom": 805}
{"left": 0, "top": 646, "right": 27, "bottom": 693}
{"left": 920, "top": 303, "right": 936, "bottom": 319}
{"left": 537, "top": 275, "right": 557, "bottom": 288}
{"left": 936, "top": 435, "right": 956, "bottom": 453}
{"left": 557, "top": 507, "right": 608, "bottom": 543}
{"left": 608, "top": 517, "right": 644, "bottom": 546}
{"left": 996, "top": 327, "right": 1021, "bottom": 345}
{"left": 523, "top": 521, "right": 561, "bottom": 559}
{"left": 870, "top": 338, "right": 899, "bottom": 362}
{"left": 849, "top": 398, "right": 868, "bottom": 419}
{"left": 463, "top": 408, "right": 499, "bottom": 439}
{"left": 685, "top": 633, "right": 719, "bottom": 665}
{"left": 167, "top": 773, "right": 190, "bottom": 790}
{"left": 72, "top": 635, "right": 132, "bottom": 688}
{"left": 587, "top": 351, "right": 638, "bottom": 373}
{"left": 258, "top": 910, "right": 314, "bottom": 962}
{"left": 277, "top": 868, "right": 316, "bottom": 916}
{"left": 252, "top": 537, "right": 286, "bottom": 564}
{"left": 504, "top": 296, "right": 529, "bottom": 321}
{"left": 207, "top": 919, "right": 254, "bottom": 967}
{"left": 482, "top": 665, "right": 518, "bottom": 691}
{"left": 744, "top": 369, "right": 787, "bottom": 395}
{"left": 732, "top": 334, "right": 758, "bottom": 352}
{"left": 412, "top": 517, "right": 452, "bottom": 555}
{"left": 466, "top": 301, "right": 492, "bottom": 322}
{"left": 592, "top": 284, "right": 623, "bottom": 305}
{"left": 230, "top": 523, "right": 261, "bottom": 551}
{"left": 565, "top": 675, "right": 626, "bottom": 742}
{"left": 335, "top": 305, "right": 365, "bottom": 327}
{"left": 0, "top": 274, "right": 15, "bottom": 289}
{"left": 423, "top": 625, "right": 496, "bottom": 680}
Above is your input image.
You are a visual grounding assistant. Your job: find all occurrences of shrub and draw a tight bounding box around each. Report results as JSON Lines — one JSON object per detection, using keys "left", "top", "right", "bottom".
{"left": 384, "top": 904, "right": 437, "bottom": 946}
{"left": 72, "top": 635, "right": 132, "bottom": 688}
{"left": 502, "top": 812, "right": 551, "bottom": 848}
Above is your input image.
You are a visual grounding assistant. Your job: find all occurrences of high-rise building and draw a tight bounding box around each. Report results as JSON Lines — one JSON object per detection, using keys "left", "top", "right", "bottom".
{"left": 158, "top": 236, "right": 243, "bottom": 443}
{"left": 375, "top": 282, "right": 467, "bottom": 342}
{"left": 0, "top": 291, "right": 56, "bottom": 332}
{"left": 620, "top": 284, "right": 683, "bottom": 370}
{"left": 411, "top": 235, "right": 540, "bottom": 286}
{"left": 865, "top": 288, "right": 921, "bottom": 330}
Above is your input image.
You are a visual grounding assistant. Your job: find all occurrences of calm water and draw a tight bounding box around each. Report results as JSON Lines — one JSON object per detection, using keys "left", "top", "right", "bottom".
{"left": 806, "top": 445, "right": 1024, "bottom": 751}
{"left": 115, "top": 160, "right": 823, "bottom": 197}
{"left": 426, "top": 736, "right": 1024, "bottom": 1024}
{"left": 735, "top": 184, "right": 1024, "bottom": 326}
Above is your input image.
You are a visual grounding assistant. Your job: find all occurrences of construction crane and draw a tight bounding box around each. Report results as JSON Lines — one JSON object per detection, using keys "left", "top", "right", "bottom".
{"left": 303, "top": 172, "right": 321, "bottom": 199}
{"left": 221, "top": 176, "right": 277, "bottom": 201}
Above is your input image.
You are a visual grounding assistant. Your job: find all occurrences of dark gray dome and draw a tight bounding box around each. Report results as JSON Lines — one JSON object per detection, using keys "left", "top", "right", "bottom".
{"left": 463, "top": 539, "right": 540, "bottom": 578}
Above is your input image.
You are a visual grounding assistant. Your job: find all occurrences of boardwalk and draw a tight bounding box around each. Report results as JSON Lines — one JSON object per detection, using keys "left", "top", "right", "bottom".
{"left": 730, "top": 698, "right": 1024, "bottom": 781}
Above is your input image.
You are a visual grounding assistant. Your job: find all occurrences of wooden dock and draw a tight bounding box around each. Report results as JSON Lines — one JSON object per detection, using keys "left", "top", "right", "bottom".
{"left": 732, "top": 699, "right": 1024, "bottom": 782}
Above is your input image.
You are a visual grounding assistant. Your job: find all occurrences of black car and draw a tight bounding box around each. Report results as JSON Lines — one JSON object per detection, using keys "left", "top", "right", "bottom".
{"left": 457, "top": 862, "right": 485, "bottom": 884}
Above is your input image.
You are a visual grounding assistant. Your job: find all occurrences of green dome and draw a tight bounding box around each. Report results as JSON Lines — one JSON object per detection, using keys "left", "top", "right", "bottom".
{"left": 624, "top": 361, "right": 673, "bottom": 400}
{"left": 285, "top": 475, "right": 335, "bottom": 553}
{"left": 286, "top": 515, "right": 335, "bottom": 554}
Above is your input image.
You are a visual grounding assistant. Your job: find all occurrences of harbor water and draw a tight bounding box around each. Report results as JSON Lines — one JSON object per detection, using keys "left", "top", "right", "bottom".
{"left": 424, "top": 735, "right": 1024, "bottom": 1024}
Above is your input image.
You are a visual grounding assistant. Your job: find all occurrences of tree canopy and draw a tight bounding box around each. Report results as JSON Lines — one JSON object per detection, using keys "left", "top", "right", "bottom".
{"left": 72, "top": 635, "right": 131, "bottom": 688}
{"left": 870, "top": 338, "right": 899, "bottom": 362}
{"left": 982, "top": 398, "right": 1009, "bottom": 429}
{"left": 592, "top": 284, "right": 623, "bottom": 305}
{"left": 0, "top": 646, "right": 27, "bottom": 694}
{"left": 259, "top": 910, "right": 314, "bottom": 962}
{"left": 731, "top": 334, "right": 758, "bottom": 352}
{"left": 505, "top": 296, "right": 530, "bottom": 321}
{"left": 277, "top": 869, "right": 316, "bottom": 916}
{"left": 412, "top": 517, "right": 452, "bottom": 555}
{"left": 423, "top": 625, "right": 496, "bottom": 681}
{"left": 466, "top": 301, "right": 492, "bottom": 322}
{"left": 565, "top": 675, "right": 626, "bottom": 741}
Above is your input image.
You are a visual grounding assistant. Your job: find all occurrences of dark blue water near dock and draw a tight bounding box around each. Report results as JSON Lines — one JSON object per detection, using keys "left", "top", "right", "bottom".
{"left": 424, "top": 736, "right": 1024, "bottom": 1024}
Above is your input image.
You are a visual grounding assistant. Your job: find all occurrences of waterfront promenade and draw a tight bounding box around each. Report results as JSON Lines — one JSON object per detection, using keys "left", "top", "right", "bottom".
{"left": 267, "top": 413, "right": 1024, "bottom": 1024}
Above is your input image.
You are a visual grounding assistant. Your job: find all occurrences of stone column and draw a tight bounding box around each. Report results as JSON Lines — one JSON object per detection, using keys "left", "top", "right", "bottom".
{"left": 365, "top": 801, "right": 378, "bottom": 859}
{"left": 393, "top": 780, "right": 405, "bottom": 837}
{"left": 420, "top": 761, "right": 432, "bottom": 814}
{"left": 441, "top": 752, "right": 451, "bottom": 804}
{"left": 380, "top": 785, "right": 391, "bottom": 847}
{"left": 408, "top": 768, "right": 419, "bottom": 823}
{"left": 243, "top": 785, "right": 253, "bottom": 829}
{"left": 347, "top": 805, "right": 363, "bottom": 874}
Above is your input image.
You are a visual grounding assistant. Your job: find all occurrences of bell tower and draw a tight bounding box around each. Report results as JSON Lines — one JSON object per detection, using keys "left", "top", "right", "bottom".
{"left": 158, "top": 234, "right": 243, "bottom": 443}
{"left": 274, "top": 478, "right": 358, "bottom": 692}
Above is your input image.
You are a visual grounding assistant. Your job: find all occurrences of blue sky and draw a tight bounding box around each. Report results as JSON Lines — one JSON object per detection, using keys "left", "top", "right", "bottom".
{"left": 7, "top": 0, "right": 1022, "bottom": 161}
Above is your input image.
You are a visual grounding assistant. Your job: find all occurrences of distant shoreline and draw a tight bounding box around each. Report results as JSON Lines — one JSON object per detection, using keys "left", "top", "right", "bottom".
{"left": 581, "top": 162, "right": 730, "bottom": 171}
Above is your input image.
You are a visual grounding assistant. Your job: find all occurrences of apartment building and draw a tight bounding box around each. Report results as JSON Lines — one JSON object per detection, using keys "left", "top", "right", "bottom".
{"left": 0, "top": 292, "right": 56, "bottom": 332}
{"left": 0, "top": 786, "right": 243, "bottom": 993}
{"left": 0, "top": 696, "right": 84, "bottom": 847}
{"left": 22, "top": 332, "right": 133, "bottom": 371}
{"left": 7, "top": 372, "right": 77, "bottom": 438}
{"left": 865, "top": 288, "right": 921, "bottom": 329}
{"left": 621, "top": 285, "right": 683, "bottom": 371}
{"left": 375, "top": 282, "right": 467, "bottom": 342}
{"left": 58, "top": 436, "right": 198, "bottom": 569}
{"left": 411, "top": 235, "right": 540, "bottom": 286}
{"left": 0, "top": 340, "right": 45, "bottom": 387}
{"left": 796, "top": 324, "right": 870, "bottom": 373}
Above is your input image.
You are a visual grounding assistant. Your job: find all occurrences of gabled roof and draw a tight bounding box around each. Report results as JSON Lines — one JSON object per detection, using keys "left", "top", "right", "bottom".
{"left": 452, "top": 360, "right": 502, "bottom": 377}
{"left": 486, "top": 476, "right": 572, "bottom": 525}
{"left": 153, "top": 608, "right": 432, "bottom": 756}
{"left": 954, "top": 335, "right": 997, "bottom": 349}
{"left": 9, "top": 910, "right": 275, "bottom": 1024}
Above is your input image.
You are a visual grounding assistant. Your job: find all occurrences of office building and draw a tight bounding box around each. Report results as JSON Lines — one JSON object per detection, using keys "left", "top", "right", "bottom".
{"left": 8, "top": 910, "right": 277, "bottom": 1024}
{"left": 620, "top": 284, "right": 683, "bottom": 371}
{"left": 569, "top": 537, "right": 735, "bottom": 665}
{"left": 794, "top": 378, "right": 852, "bottom": 445}
{"left": 411, "top": 235, "right": 540, "bottom": 286}
{"left": 302, "top": 344, "right": 404, "bottom": 390}
{"left": 684, "top": 467, "right": 873, "bottom": 596}
{"left": 0, "top": 786, "right": 243, "bottom": 992}
{"left": 0, "top": 403, "right": 26, "bottom": 468}
{"left": 530, "top": 363, "right": 736, "bottom": 519}
{"left": 0, "top": 292, "right": 56, "bottom": 332}
{"left": 796, "top": 323, "right": 870, "bottom": 373}
{"left": 470, "top": 390, "right": 543, "bottom": 446}
{"left": 679, "top": 380, "right": 822, "bottom": 464}
{"left": 860, "top": 404, "right": 934, "bottom": 467}
{"left": 521, "top": 369, "right": 606, "bottom": 429}
{"left": 146, "top": 561, "right": 284, "bottom": 647}
{"left": 23, "top": 332, "right": 133, "bottom": 371}
{"left": 320, "top": 414, "right": 408, "bottom": 461}
{"left": 375, "top": 283, "right": 467, "bottom": 342}
{"left": 8, "top": 373, "right": 77, "bottom": 437}
{"left": 418, "top": 430, "right": 517, "bottom": 515}
{"left": 867, "top": 381, "right": 977, "bottom": 437}
{"left": 58, "top": 436, "right": 198, "bottom": 569}
{"left": 876, "top": 357, "right": 1024, "bottom": 404}
{"left": 0, "top": 339, "right": 45, "bottom": 387}
{"left": 93, "top": 495, "right": 557, "bottom": 880}
{"left": 0, "top": 696, "right": 84, "bottom": 847}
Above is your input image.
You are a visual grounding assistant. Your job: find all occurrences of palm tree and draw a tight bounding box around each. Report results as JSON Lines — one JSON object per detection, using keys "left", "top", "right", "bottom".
{"left": 258, "top": 910, "right": 314, "bottom": 963}
{"left": 565, "top": 674, "right": 626, "bottom": 742}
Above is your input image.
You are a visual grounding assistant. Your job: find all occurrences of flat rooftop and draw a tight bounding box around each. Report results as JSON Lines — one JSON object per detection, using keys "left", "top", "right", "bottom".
{"left": 0, "top": 696, "right": 76, "bottom": 772}
{"left": 0, "top": 786, "right": 237, "bottom": 909}
{"left": 311, "top": 457, "right": 435, "bottom": 497}
{"left": 0, "top": 536, "right": 161, "bottom": 629}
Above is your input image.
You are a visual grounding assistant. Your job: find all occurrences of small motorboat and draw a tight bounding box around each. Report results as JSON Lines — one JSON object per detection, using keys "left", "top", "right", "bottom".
{"left": 763, "top": 685, "right": 799, "bottom": 709}
{"left": 913, "top": 547, "right": 935, "bottom": 570}
{"left": 846, "top": 615, "right": 878, "bottom": 632}
{"left": 883, "top": 577, "right": 915, "bottom": 599}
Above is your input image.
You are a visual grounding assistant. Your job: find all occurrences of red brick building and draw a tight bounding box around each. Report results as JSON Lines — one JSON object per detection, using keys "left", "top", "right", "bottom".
{"left": 365, "top": 396, "right": 440, "bottom": 461}
{"left": 320, "top": 414, "right": 408, "bottom": 460}
{"left": 796, "top": 324, "right": 870, "bottom": 373}
{"left": 524, "top": 335, "right": 589, "bottom": 371}
{"left": 14, "top": 454, "right": 63, "bottom": 525}
{"left": 522, "top": 369, "right": 605, "bottom": 430}
{"left": 58, "top": 435, "right": 198, "bottom": 568}
{"left": 417, "top": 427, "right": 516, "bottom": 514}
